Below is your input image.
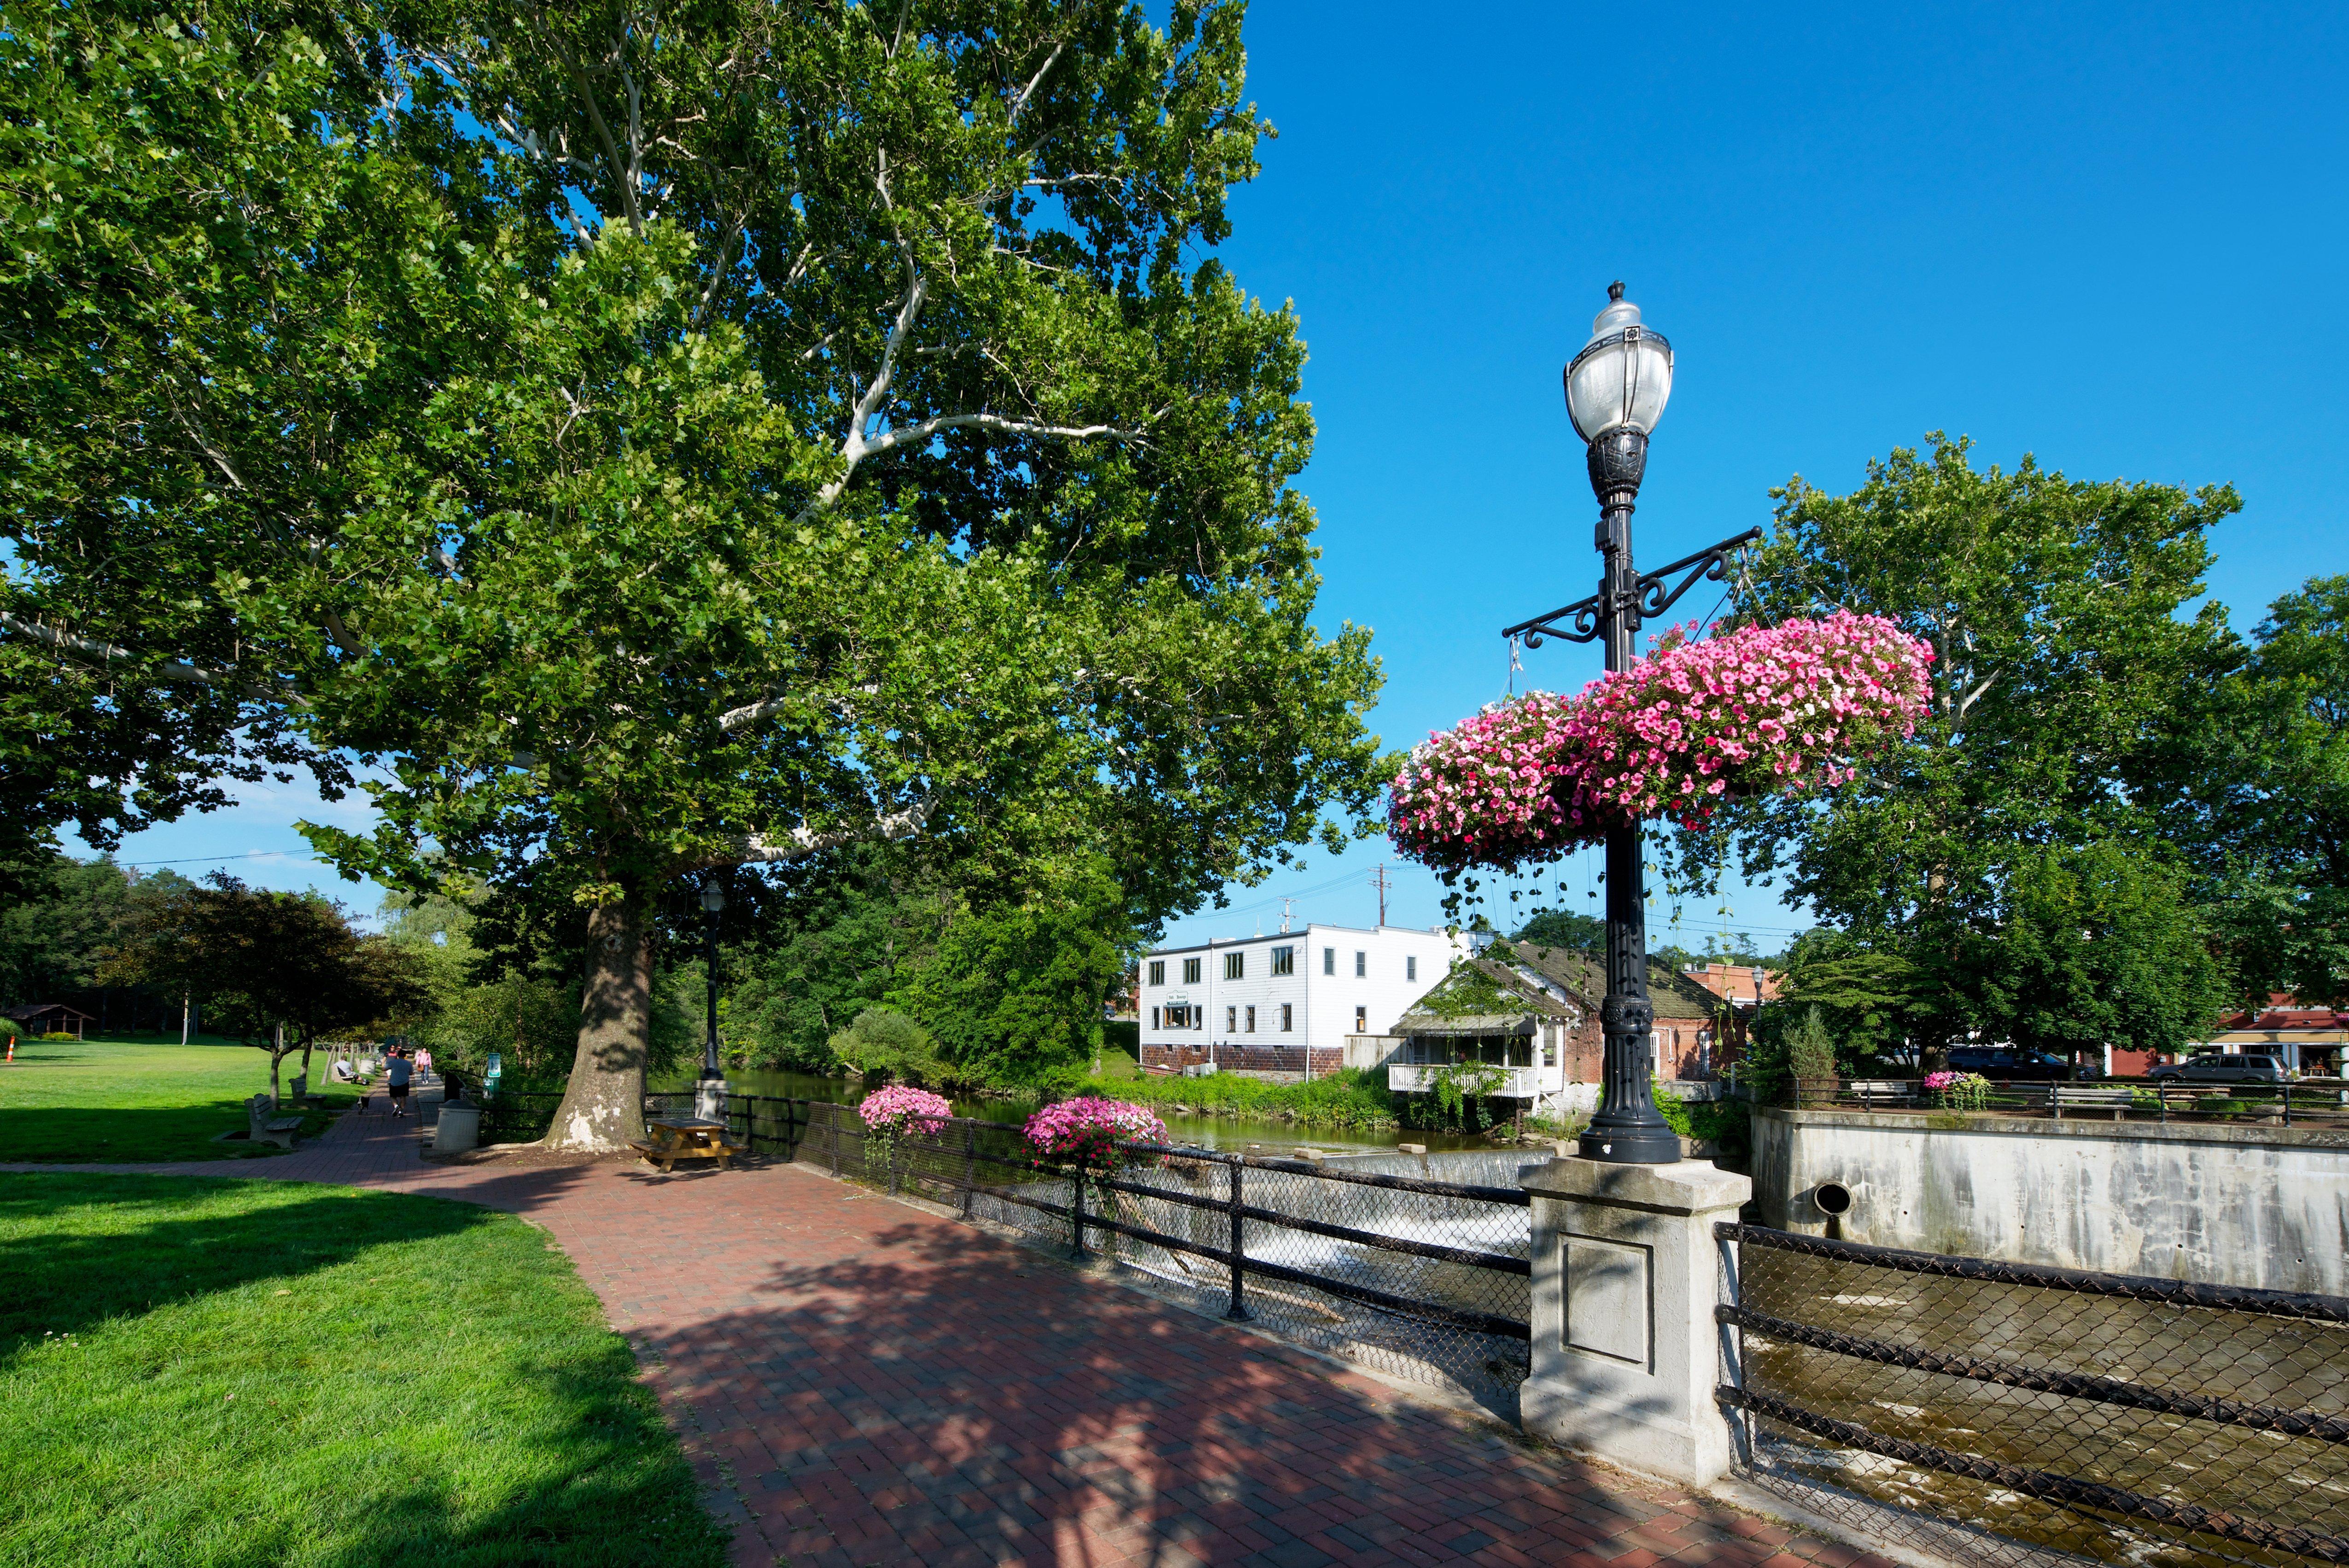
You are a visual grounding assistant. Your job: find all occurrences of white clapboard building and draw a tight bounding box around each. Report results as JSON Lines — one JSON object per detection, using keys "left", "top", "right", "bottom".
{"left": 1137, "top": 923, "right": 1467, "bottom": 1075}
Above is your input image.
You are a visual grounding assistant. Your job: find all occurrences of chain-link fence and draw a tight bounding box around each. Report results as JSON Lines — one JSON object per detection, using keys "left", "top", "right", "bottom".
{"left": 714, "top": 1094, "right": 1533, "bottom": 1407}
{"left": 1717, "top": 1222, "right": 2349, "bottom": 1568}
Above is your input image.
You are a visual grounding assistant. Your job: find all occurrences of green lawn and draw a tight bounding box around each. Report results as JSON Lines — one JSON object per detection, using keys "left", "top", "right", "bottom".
{"left": 0, "top": 1036, "right": 360, "bottom": 1161}
{"left": 0, "top": 1173, "right": 726, "bottom": 1567}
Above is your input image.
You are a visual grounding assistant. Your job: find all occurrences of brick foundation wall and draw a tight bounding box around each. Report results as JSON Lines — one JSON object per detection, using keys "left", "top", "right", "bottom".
{"left": 1141, "top": 1043, "right": 1344, "bottom": 1076}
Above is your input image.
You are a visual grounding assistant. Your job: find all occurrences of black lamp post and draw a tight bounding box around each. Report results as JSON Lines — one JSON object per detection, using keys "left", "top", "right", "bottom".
{"left": 696, "top": 878, "right": 727, "bottom": 1122}
{"left": 1503, "top": 282, "right": 1759, "bottom": 1166}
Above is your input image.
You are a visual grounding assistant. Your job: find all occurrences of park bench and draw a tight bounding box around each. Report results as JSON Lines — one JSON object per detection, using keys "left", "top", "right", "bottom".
{"left": 246, "top": 1094, "right": 304, "bottom": 1150}
{"left": 2053, "top": 1083, "right": 2139, "bottom": 1120}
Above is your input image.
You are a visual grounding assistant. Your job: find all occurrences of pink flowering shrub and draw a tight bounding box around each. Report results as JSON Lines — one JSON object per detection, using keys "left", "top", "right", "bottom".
{"left": 1023, "top": 1096, "right": 1168, "bottom": 1169}
{"left": 1389, "top": 612, "right": 1934, "bottom": 874}
{"left": 859, "top": 1084, "right": 952, "bottom": 1140}
{"left": 1923, "top": 1070, "right": 1990, "bottom": 1111}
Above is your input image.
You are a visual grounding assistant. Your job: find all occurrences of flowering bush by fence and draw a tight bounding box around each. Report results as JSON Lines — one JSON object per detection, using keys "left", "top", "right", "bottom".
{"left": 859, "top": 1086, "right": 953, "bottom": 1189}
{"left": 859, "top": 1085, "right": 952, "bottom": 1139}
{"left": 1388, "top": 612, "right": 1934, "bottom": 874}
{"left": 1023, "top": 1096, "right": 1166, "bottom": 1169}
{"left": 1923, "top": 1070, "right": 1992, "bottom": 1112}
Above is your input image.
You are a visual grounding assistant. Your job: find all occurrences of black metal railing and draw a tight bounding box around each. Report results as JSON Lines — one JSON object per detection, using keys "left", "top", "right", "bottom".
{"left": 1717, "top": 1221, "right": 2349, "bottom": 1568}
{"left": 1782, "top": 1074, "right": 2349, "bottom": 1130}
{"left": 708, "top": 1094, "right": 1533, "bottom": 1403}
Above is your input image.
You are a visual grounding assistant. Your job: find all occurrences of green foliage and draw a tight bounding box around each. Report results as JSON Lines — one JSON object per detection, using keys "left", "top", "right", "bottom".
{"left": 2146, "top": 575, "right": 2349, "bottom": 1006}
{"left": 1101, "top": 1067, "right": 1397, "bottom": 1131}
{"left": 1775, "top": 930, "right": 1921, "bottom": 1061}
{"left": 827, "top": 1008, "right": 952, "bottom": 1089}
{"left": 1651, "top": 1081, "right": 1750, "bottom": 1157}
{"left": 1952, "top": 839, "right": 2226, "bottom": 1059}
{"left": 1511, "top": 908, "right": 1605, "bottom": 958}
{"left": 99, "top": 878, "right": 431, "bottom": 1093}
{"left": 1414, "top": 960, "right": 1521, "bottom": 1019}
{"left": 1687, "top": 433, "right": 2244, "bottom": 1050}
{"left": 0, "top": 1173, "right": 724, "bottom": 1565}
{"left": 1, "top": 0, "right": 1389, "bottom": 1141}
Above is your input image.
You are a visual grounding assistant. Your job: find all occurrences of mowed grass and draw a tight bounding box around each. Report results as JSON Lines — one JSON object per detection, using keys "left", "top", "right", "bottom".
{"left": 0, "top": 1036, "right": 360, "bottom": 1161}
{"left": 0, "top": 1173, "right": 726, "bottom": 1568}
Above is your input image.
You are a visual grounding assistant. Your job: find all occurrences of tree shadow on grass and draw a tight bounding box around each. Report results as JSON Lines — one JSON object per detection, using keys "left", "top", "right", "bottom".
{"left": 623, "top": 1195, "right": 1778, "bottom": 1568}
{"left": 0, "top": 1171, "right": 725, "bottom": 1568}
{"left": 0, "top": 1104, "right": 324, "bottom": 1163}
{"left": 0, "top": 1170, "right": 568, "bottom": 1346}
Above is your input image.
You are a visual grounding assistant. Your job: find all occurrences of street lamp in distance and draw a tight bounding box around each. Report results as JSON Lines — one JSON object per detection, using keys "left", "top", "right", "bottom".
{"left": 697, "top": 878, "right": 727, "bottom": 1123}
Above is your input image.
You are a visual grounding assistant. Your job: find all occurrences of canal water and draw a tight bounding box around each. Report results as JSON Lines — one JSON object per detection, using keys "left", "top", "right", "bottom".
{"left": 653, "top": 1065, "right": 1496, "bottom": 1155}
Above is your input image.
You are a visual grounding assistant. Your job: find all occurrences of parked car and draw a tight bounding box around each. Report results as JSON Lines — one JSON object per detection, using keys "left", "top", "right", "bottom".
{"left": 2149, "top": 1053, "right": 2292, "bottom": 1084}
{"left": 1945, "top": 1047, "right": 2102, "bottom": 1082}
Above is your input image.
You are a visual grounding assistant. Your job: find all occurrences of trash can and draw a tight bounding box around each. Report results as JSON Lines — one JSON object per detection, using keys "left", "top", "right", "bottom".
{"left": 434, "top": 1102, "right": 480, "bottom": 1155}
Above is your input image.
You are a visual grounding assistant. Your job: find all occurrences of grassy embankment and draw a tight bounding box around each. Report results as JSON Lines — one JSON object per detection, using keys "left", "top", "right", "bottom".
{"left": 0, "top": 1036, "right": 359, "bottom": 1161}
{"left": 1084, "top": 1066, "right": 1399, "bottom": 1131}
{"left": 0, "top": 1173, "right": 725, "bottom": 1567}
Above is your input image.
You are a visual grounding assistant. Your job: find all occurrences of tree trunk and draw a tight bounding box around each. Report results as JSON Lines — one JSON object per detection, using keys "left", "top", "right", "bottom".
{"left": 543, "top": 893, "right": 654, "bottom": 1152}
{"left": 270, "top": 1023, "right": 285, "bottom": 1106}
{"left": 181, "top": 994, "right": 190, "bottom": 1046}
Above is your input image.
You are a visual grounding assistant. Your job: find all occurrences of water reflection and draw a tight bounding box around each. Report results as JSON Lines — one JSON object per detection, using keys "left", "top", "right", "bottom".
{"left": 653, "top": 1065, "right": 1497, "bottom": 1155}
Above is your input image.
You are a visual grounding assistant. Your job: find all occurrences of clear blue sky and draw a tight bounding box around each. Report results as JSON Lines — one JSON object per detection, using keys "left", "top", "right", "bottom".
{"left": 75, "top": 1, "right": 2349, "bottom": 948}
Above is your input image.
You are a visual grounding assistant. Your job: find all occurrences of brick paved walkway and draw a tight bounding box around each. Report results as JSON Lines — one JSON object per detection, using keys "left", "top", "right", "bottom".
{"left": 6, "top": 1094, "right": 1891, "bottom": 1568}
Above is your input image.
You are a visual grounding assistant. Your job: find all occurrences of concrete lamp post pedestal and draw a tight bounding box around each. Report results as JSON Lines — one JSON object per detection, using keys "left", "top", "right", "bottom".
{"left": 1519, "top": 1155, "right": 1752, "bottom": 1485}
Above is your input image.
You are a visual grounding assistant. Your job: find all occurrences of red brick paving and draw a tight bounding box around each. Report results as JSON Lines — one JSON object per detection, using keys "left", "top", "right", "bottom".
{"left": 6, "top": 1095, "right": 1894, "bottom": 1568}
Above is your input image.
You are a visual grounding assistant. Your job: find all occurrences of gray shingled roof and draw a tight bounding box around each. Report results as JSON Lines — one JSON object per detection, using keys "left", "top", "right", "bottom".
{"left": 1393, "top": 942, "right": 1720, "bottom": 1036}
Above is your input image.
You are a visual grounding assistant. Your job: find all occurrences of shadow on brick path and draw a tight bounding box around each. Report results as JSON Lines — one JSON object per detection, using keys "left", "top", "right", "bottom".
{"left": 3, "top": 1095, "right": 1890, "bottom": 1568}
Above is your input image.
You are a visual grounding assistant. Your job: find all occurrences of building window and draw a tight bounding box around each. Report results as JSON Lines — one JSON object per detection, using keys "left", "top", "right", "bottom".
{"left": 1354, "top": 950, "right": 1366, "bottom": 977}
{"left": 1183, "top": 957, "right": 1201, "bottom": 984}
{"left": 1245, "top": 1006, "right": 1256, "bottom": 1033}
{"left": 1323, "top": 947, "right": 1335, "bottom": 975}
{"left": 1226, "top": 1006, "right": 1237, "bottom": 1033}
{"left": 1271, "top": 945, "right": 1294, "bottom": 976}
{"left": 1281, "top": 1003, "right": 1293, "bottom": 1032}
{"left": 1354, "top": 1005, "right": 1367, "bottom": 1032}
{"left": 1148, "top": 960, "right": 1165, "bottom": 987}
{"left": 1543, "top": 1028, "right": 1557, "bottom": 1068}
{"left": 1151, "top": 1007, "right": 1160, "bottom": 1029}
{"left": 1406, "top": 955, "right": 1417, "bottom": 982}
{"left": 1226, "top": 952, "right": 1245, "bottom": 980}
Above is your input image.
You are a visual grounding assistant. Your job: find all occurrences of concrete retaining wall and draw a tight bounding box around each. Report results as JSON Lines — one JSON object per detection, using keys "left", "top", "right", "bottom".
{"left": 1752, "top": 1107, "right": 2349, "bottom": 1296}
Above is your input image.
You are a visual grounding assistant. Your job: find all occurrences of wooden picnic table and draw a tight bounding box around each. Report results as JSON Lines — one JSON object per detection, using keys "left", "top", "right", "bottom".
{"left": 630, "top": 1115, "right": 742, "bottom": 1173}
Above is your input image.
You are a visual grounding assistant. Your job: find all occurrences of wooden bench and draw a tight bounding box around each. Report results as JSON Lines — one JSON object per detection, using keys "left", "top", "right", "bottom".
{"left": 246, "top": 1094, "right": 304, "bottom": 1149}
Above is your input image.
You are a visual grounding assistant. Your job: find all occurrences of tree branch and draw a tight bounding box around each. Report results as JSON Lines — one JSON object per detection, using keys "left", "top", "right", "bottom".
{"left": 734, "top": 796, "right": 935, "bottom": 862}
{"left": 0, "top": 610, "right": 296, "bottom": 698}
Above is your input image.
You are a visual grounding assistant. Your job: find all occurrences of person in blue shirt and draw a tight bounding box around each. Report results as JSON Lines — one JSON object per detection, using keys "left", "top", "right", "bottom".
{"left": 386, "top": 1048, "right": 413, "bottom": 1117}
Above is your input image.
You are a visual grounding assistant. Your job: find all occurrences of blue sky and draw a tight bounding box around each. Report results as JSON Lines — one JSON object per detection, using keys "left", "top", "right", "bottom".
{"left": 75, "top": 2, "right": 2349, "bottom": 948}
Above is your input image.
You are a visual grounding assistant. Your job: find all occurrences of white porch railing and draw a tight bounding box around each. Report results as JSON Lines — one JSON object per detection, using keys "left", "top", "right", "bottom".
{"left": 1386, "top": 1063, "right": 1544, "bottom": 1099}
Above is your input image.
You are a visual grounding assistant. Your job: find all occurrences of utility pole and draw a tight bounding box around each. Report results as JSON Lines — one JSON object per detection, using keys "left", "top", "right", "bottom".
{"left": 1370, "top": 864, "right": 1392, "bottom": 929}
{"left": 1279, "top": 897, "right": 1294, "bottom": 934}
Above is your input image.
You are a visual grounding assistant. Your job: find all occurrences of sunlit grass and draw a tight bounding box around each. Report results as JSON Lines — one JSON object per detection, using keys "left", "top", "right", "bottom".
{"left": 0, "top": 1036, "right": 358, "bottom": 1160}
{"left": 0, "top": 1173, "right": 725, "bottom": 1567}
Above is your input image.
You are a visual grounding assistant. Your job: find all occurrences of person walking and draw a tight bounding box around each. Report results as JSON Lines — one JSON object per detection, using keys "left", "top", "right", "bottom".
{"left": 414, "top": 1046, "right": 433, "bottom": 1083}
{"left": 386, "top": 1047, "right": 413, "bottom": 1118}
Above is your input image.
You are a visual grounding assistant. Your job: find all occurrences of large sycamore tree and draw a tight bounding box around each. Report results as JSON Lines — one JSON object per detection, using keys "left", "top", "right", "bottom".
{"left": 2, "top": 0, "right": 1384, "bottom": 1148}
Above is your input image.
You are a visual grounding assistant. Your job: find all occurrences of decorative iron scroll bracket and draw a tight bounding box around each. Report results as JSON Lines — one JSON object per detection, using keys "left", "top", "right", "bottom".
{"left": 1503, "top": 526, "right": 1762, "bottom": 648}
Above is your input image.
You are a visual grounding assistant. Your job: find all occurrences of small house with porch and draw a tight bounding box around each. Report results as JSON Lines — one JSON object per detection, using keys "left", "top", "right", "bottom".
{"left": 1383, "top": 940, "right": 1723, "bottom": 1120}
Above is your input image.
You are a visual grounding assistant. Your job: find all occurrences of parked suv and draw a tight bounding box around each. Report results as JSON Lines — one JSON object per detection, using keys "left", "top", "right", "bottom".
{"left": 2149, "top": 1053, "right": 2292, "bottom": 1084}
{"left": 1945, "top": 1047, "right": 2101, "bottom": 1081}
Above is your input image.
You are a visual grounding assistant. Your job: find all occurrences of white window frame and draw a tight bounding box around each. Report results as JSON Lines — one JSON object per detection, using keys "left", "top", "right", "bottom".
{"left": 1148, "top": 960, "right": 1165, "bottom": 987}
{"left": 1225, "top": 952, "right": 1245, "bottom": 981}
{"left": 1281, "top": 1003, "right": 1293, "bottom": 1032}
{"left": 1322, "top": 947, "right": 1335, "bottom": 975}
{"left": 1354, "top": 950, "right": 1366, "bottom": 978}
{"left": 1270, "top": 945, "right": 1295, "bottom": 976}
{"left": 1183, "top": 956, "right": 1201, "bottom": 984}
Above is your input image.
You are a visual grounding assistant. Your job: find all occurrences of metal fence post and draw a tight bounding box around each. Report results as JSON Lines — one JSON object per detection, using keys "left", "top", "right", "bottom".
{"left": 2051, "top": 1079, "right": 2062, "bottom": 1120}
{"left": 1069, "top": 1167, "right": 1088, "bottom": 1259}
{"left": 2283, "top": 1079, "right": 2293, "bottom": 1127}
{"left": 828, "top": 1101, "right": 841, "bottom": 1177}
{"left": 960, "top": 1120, "right": 977, "bottom": 1218}
{"left": 1224, "top": 1154, "right": 1251, "bottom": 1321}
{"left": 1715, "top": 1224, "right": 1752, "bottom": 1469}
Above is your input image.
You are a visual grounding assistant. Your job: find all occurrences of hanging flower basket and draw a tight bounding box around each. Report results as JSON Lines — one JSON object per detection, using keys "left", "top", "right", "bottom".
{"left": 859, "top": 1085, "right": 953, "bottom": 1191}
{"left": 1022, "top": 1096, "right": 1167, "bottom": 1171}
{"left": 1389, "top": 611, "right": 1934, "bottom": 875}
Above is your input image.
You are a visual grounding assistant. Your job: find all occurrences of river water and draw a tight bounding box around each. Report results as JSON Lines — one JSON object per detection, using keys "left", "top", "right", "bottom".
{"left": 651, "top": 1065, "right": 1495, "bottom": 1155}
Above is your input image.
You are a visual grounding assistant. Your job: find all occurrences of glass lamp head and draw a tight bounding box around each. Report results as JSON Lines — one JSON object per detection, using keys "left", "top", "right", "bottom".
{"left": 1564, "top": 281, "right": 1673, "bottom": 443}
{"left": 700, "top": 881, "right": 726, "bottom": 915}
